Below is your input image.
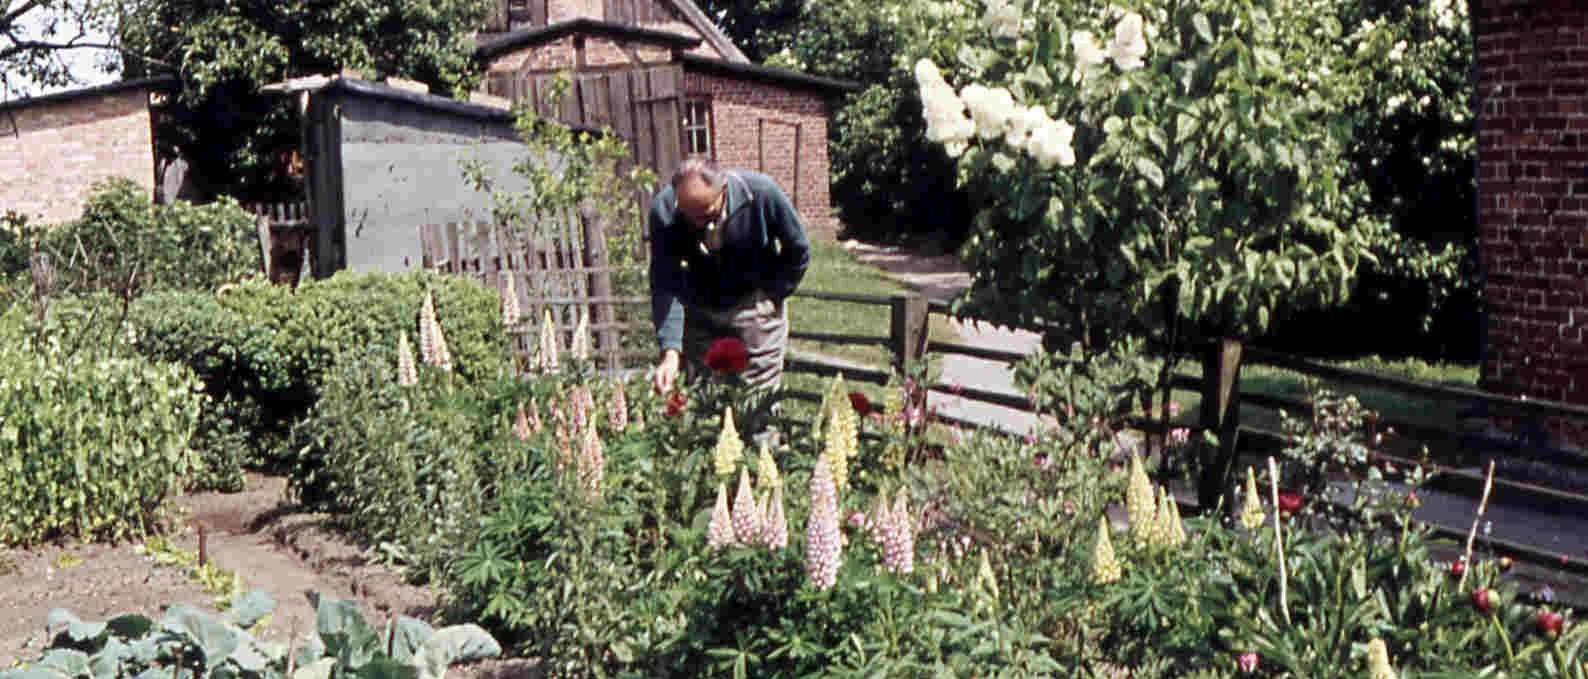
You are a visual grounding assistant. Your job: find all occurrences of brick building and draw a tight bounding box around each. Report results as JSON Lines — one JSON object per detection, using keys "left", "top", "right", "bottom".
{"left": 0, "top": 77, "right": 174, "bottom": 226}
{"left": 1476, "top": 0, "right": 1588, "bottom": 445}
{"left": 473, "top": 0, "right": 856, "bottom": 239}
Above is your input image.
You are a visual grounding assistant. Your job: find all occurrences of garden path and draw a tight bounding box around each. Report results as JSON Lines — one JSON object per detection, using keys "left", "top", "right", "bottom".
{"left": 840, "top": 240, "right": 1050, "bottom": 438}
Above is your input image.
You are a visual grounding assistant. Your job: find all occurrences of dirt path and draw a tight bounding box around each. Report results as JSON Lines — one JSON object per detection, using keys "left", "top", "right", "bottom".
{"left": 1, "top": 474, "right": 533, "bottom": 676}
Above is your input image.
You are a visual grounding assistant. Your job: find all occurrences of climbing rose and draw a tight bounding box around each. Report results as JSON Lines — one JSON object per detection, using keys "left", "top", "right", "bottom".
{"left": 704, "top": 336, "right": 750, "bottom": 373}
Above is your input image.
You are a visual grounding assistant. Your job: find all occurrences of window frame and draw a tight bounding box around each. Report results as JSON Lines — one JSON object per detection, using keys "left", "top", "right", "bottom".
{"left": 680, "top": 95, "right": 715, "bottom": 157}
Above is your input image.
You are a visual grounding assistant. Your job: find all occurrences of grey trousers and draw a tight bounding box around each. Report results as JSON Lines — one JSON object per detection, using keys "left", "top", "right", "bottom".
{"left": 683, "top": 290, "right": 789, "bottom": 393}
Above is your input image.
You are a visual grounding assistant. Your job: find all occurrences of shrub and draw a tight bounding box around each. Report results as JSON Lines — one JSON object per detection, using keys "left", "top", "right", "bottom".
{"left": 0, "top": 308, "right": 203, "bottom": 545}
{"left": 39, "top": 178, "right": 261, "bottom": 299}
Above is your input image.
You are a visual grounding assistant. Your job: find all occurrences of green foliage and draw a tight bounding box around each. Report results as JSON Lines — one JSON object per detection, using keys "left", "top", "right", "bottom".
{"left": 130, "top": 270, "right": 510, "bottom": 468}
{"left": 37, "top": 178, "right": 261, "bottom": 298}
{"left": 117, "top": 0, "right": 489, "bottom": 198}
{"left": 0, "top": 307, "right": 203, "bottom": 546}
{"left": 2, "top": 591, "right": 501, "bottom": 678}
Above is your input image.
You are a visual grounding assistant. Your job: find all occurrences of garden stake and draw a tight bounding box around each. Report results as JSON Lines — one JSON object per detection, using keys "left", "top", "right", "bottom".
{"left": 1459, "top": 458, "right": 1497, "bottom": 591}
{"left": 1267, "top": 456, "right": 1291, "bottom": 625}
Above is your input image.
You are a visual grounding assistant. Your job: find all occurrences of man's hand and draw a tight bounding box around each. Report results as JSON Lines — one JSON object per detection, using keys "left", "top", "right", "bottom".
{"left": 653, "top": 349, "right": 681, "bottom": 394}
{"left": 755, "top": 297, "right": 776, "bottom": 317}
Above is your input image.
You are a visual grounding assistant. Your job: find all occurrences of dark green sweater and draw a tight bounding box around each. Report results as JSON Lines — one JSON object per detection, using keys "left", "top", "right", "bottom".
{"left": 649, "top": 170, "right": 810, "bottom": 352}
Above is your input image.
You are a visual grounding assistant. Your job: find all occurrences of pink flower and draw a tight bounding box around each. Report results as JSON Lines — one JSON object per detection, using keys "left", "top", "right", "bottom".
{"left": 1237, "top": 652, "right": 1258, "bottom": 673}
{"left": 805, "top": 457, "right": 843, "bottom": 590}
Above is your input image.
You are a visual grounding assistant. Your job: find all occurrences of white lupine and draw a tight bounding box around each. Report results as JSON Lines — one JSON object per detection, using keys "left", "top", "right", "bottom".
{"left": 501, "top": 274, "right": 520, "bottom": 328}
{"left": 1108, "top": 12, "right": 1149, "bottom": 70}
{"left": 732, "top": 467, "right": 762, "bottom": 544}
{"left": 570, "top": 307, "right": 592, "bottom": 361}
{"left": 1072, "top": 30, "right": 1108, "bottom": 69}
{"left": 536, "top": 309, "right": 560, "bottom": 372}
{"left": 397, "top": 331, "right": 419, "bottom": 387}
{"left": 982, "top": 0, "right": 1021, "bottom": 39}
{"left": 708, "top": 484, "right": 736, "bottom": 550}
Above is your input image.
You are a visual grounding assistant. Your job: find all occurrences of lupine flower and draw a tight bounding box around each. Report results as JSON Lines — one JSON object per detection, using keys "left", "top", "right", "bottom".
{"left": 823, "top": 378, "right": 860, "bottom": 493}
{"left": 396, "top": 331, "right": 418, "bottom": 387}
{"left": 513, "top": 404, "right": 533, "bottom": 442}
{"left": 714, "top": 408, "right": 745, "bottom": 477}
{"left": 570, "top": 307, "right": 592, "bottom": 362}
{"left": 881, "top": 490, "right": 914, "bottom": 574}
{"left": 501, "top": 273, "right": 520, "bottom": 328}
{"left": 755, "top": 442, "right": 781, "bottom": 490}
{"left": 536, "top": 309, "right": 560, "bottom": 372}
{"left": 976, "top": 550, "right": 999, "bottom": 599}
{"left": 1108, "top": 12, "right": 1149, "bottom": 70}
{"left": 570, "top": 386, "right": 593, "bottom": 430}
{"left": 527, "top": 398, "right": 543, "bottom": 434}
{"left": 551, "top": 403, "right": 572, "bottom": 471}
{"left": 1161, "top": 487, "right": 1187, "bottom": 548}
{"left": 577, "top": 424, "right": 604, "bottom": 496}
{"left": 762, "top": 484, "right": 789, "bottom": 549}
{"left": 805, "top": 457, "right": 842, "bottom": 590}
{"left": 1126, "top": 454, "right": 1155, "bottom": 545}
{"left": 1239, "top": 467, "right": 1266, "bottom": 531}
{"left": 1090, "top": 515, "right": 1122, "bottom": 585}
{"left": 631, "top": 400, "right": 645, "bottom": 431}
{"left": 732, "top": 467, "right": 762, "bottom": 544}
{"left": 1237, "top": 652, "right": 1259, "bottom": 674}
{"left": 1366, "top": 638, "right": 1395, "bottom": 679}
{"left": 708, "top": 484, "right": 736, "bottom": 550}
{"left": 608, "top": 382, "right": 629, "bottom": 432}
{"left": 705, "top": 336, "right": 750, "bottom": 374}
{"left": 418, "top": 292, "right": 453, "bottom": 371}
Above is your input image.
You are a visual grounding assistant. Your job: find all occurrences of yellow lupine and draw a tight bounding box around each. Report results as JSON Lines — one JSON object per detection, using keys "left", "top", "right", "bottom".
{"left": 713, "top": 407, "right": 745, "bottom": 477}
{"left": 1091, "top": 515, "right": 1122, "bottom": 585}
{"left": 1367, "top": 638, "right": 1396, "bottom": 679}
{"left": 1239, "top": 466, "right": 1266, "bottom": 531}
{"left": 1126, "top": 454, "right": 1155, "bottom": 546}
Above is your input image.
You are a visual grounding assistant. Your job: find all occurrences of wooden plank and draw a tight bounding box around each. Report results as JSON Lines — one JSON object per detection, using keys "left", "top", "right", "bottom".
{"left": 445, "top": 222, "right": 461, "bottom": 273}
{"left": 608, "top": 70, "right": 635, "bottom": 142}
{"left": 650, "top": 65, "right": 683, "bottom": 172}
{"left": 792, "top": 289, "right": 895, "bottom": 306}
{"left": 633, "top": 68, "right": 656, "bottom": 171}
{"left": 256, "top": 216, "right": 274, "bottom": 280}
{"left": 530, "top": 0, "right": 547, "bottom": 27}
{"left": 580, "top": 74, "right": 606, "bottom": 129}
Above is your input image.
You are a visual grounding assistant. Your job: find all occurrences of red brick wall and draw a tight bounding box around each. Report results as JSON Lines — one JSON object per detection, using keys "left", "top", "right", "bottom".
{"left": 1476, "top": 0, "right": 1588, "bottom": 446}
{"left": 683, "top": 71, "right": 837, "bottom": 240}
{"left": 0, "top": 88, "right": 157, "bottom": 225}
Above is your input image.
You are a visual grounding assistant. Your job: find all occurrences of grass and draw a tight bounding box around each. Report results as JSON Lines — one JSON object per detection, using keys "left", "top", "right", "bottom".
{"left": 788, "top": 239, "right": 957, "bottom": 371}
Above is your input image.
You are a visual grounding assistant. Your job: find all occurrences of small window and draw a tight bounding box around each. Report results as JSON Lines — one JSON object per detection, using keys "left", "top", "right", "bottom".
{"left": 682, "top": 98, "right": 713, "bottom": 156}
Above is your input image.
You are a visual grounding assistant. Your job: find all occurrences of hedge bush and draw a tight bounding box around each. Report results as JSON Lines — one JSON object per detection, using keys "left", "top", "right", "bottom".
{"left": 0, "top": 309, "right": 203, "bottom": 545}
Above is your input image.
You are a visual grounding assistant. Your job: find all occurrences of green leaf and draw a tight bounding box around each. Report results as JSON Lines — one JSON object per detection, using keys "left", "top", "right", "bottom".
{"left": 387, "top": 617, "right": 435, "bottom": 663}
{"left": 1134, "top": 158, "right": 1165, "bottom": 189}
{"left": 226, "top": 590, "right": 275, "bottom": 629}
{"left": 36, "top": 650, "right": 90, "bottom": 677}
{"left": 1192, "top": 13, "right": 1214, "bottom": 43}
{"left": 162, "top": 605, "right": 239, "bottom": 668}
{"left": 291, "top": 658, "right": 337, "bottom": 679}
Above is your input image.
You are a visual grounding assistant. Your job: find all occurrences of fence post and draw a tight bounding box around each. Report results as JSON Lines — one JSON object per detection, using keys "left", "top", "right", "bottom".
{"left": 581, "top": 205, "right": 619, "bottom": 372}
{"left": 1197, "top": 337, "right": 1245, "bottom": 512}
{"left": 889, "top": 292, "right": 929, "bottom": 375}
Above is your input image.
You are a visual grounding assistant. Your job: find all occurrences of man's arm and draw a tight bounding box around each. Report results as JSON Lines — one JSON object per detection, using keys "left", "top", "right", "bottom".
{"left": 649, "top": 199, "right": 686, "bottom": 354}
{"left": 762, "top": 182, "right": 810, "bottom": 301}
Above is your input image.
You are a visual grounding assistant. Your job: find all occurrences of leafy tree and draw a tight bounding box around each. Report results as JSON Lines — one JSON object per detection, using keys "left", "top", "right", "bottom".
{"left": 693, "top": 0, "right": 801, "bottom": 63}
{"left": 1, "top": 0, "right": 120, "bottom": 97}
{"left": 117, "top": 0, "right": 491, "bottom": 200}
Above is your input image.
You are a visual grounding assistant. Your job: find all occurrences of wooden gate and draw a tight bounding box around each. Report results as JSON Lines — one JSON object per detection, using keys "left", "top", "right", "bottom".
{"left": 417, "top": 215, "right": 650, "bottom": 373}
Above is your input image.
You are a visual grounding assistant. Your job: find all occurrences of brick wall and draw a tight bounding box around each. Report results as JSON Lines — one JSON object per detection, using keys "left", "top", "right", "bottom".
{"left": 0, "top": 88, "right": 157, "bottom": 226}
{"left": 1476, "top": 0, "right": 1588, "bottom": 447}
{"left": 683, "top": 71, "right": 836, "bottom": 240}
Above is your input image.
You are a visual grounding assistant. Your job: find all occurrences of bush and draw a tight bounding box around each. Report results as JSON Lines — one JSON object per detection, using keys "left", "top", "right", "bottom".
{"left": 0, "top": 307, "right": 203, "bottom": 545}
{"left": 38, "top": 178, "right": 261, "bottom": 299}
{"left": 130, "top": 270, "right": 512, "bottom": 468}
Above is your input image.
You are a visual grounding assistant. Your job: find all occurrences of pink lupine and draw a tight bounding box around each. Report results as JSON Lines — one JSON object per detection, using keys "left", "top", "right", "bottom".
{"left": 418, "top": 292, "right": 453, "bottom": 372}
{"left": 570, "top": 386, "right": 593, "bottom": 430}
{"left": 396, "top": 331, "right": 418, "bottom": 387}
{"left": 805, "top": 457, "right": 842, "bottom": 590}
{"left": 708, "top": 484, "right": 736, "bottom": 550}
{"left": 527, "top": 398, "right": 543, "bottom": 434}
{"left": 732, "top": 467, "right": 762, "bottom": 544}
{"left": 577, "top": 424, "right": 604, "bottom": 495}
{"left": 762, "top": 484, "right": 789, "bottom": 549}
{"left": 608, "top": 383, "right": 629, "bottom": 432}
{"left": 881, "top": 491, "right": 915, "bottom": 574}
{"left": 513, "top": 404, "right": 533, "bottom": 442}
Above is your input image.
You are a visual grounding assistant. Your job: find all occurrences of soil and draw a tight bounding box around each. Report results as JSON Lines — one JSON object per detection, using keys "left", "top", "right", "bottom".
{"left": 0, "top": 473, "right": 537, "bottom": 677}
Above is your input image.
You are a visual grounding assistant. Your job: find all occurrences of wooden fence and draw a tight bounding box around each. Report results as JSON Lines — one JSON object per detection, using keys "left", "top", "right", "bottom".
{"left": 243, "top": 201, "right": 313, "bottom": 284}
{"left": 781, "top": 288, "right": 1588, "bottom": 578}
{"left": 417, "top": 217, "right": 649, "bottom": 371}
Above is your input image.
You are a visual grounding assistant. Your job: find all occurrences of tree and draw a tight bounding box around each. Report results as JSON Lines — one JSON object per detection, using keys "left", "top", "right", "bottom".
{"left": 117, "top": 0, "right": 490, "bottom": 199}
{"left": 1, "top": 0, "right": 120, "bottom": 96}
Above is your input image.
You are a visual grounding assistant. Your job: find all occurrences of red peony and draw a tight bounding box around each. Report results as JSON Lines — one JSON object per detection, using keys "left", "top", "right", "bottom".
{"left": 1472, "top": 588, "right": 1495, "bottom": 614}
{"left": 704, "top": 337, "right": 750, "bottom": 374}
{"left": 665, "top": 390, "right": 689, "bottom": 417}
{"left": 1450, "top": 561, "right": 1466, "bottom": 579}
{"left": 1237, "top": 652, "right": 1259, "bottom": 674}
{"left": 1277, "top": 490, "right": 1304, "bottom": 515}
{"left": 1538, "top": 609, "right": 1565, "bottom": 637}
{"left": 848, "top": 391, "right": 874, "bottom": 417}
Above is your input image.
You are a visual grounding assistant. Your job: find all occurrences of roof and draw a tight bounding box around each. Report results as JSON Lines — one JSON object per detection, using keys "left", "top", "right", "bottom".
{"left": 475, "top": 17, "right": 702, "bottom": 61}
{"left": 260, "top": 75, "right": 604, "bottom": 135}
{"left": 0, "top": 76, "right": 178, "bottom": 115}
{"left": 657, "top": 0, "right": 748, "bottom": 63}
{"left": 678, "top": 53, "right": 859, "bottom": 94}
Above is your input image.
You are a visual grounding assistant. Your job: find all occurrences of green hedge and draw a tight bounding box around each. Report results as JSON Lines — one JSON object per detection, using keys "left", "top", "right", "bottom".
{"left": 129, "top": 270, "right": 512, "bottom": 467}
{"left": 0, "top": 310, "right": 203, "bottom": 545}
